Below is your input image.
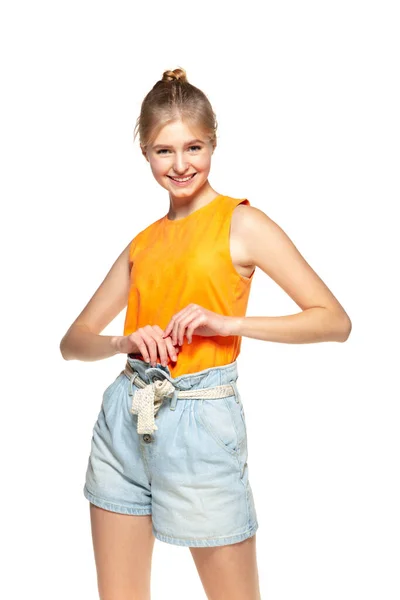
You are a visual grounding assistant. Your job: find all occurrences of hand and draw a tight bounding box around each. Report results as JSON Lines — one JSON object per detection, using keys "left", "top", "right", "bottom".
{"left": 162, "top": 304, "right": 231, "bottom": 346}
{"left": 116, "top": 325, "right": 180, "bottom": 367}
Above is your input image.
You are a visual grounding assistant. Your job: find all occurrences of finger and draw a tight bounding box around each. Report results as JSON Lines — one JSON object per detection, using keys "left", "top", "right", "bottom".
{"left": 162, "top": 322, "right": 172, "bottom": 338}
{"left": 172, "top": 318, "right": 181, "bottom": 346}
{"left": 177, "top": 308, "right": 202, "bottom": 345}
{"left": 164, "top": 336, "right": 179, "bottom": 362}
{"left": 171, "top": 306, "right": 196, "bottom": 345}
{"left": 152, "top": 326, "right": 169, "bottom": 365}
{"left": 155, "top": 336, "right": 169, "bottom": 367}
{"left": 154, "top": 326, "right": 180, "bottom": 365}
{"left": 177, "top": 318, "right": 188, "bottom": 346}
{"left": 163, "top": 315, "right": 178, "bottom": 339}
{"left": 174, "top": 317, "right": 188, "bottom": 346}
{"left": 185, "top": 314, "right": 206, "bottom": 344}
{"left": 140, "top": 331, "right": 158, "bottom": 366}
{"left": 163, "top": 305, "right": 195, "bottom": 340}
{"left": 143, "top": 326, "right": 163, "bottom": 366}
{"left": 132, "top": 335, "right": 151, "bottom": 363}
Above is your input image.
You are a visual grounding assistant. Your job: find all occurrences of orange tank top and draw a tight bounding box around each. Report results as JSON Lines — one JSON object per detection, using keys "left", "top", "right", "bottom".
{"left": 123, "top": 194, "right": 255, "bottom": 377}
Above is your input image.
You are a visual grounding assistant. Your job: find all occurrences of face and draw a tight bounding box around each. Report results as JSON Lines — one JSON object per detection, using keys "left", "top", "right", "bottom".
{"left": 142, "top": 119, "right": 215, "bottom": 200}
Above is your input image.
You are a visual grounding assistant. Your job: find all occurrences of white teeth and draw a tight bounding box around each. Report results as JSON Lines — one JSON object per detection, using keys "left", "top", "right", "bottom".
{"left": 171, "top": 174, "right": 193, "bottom": 182}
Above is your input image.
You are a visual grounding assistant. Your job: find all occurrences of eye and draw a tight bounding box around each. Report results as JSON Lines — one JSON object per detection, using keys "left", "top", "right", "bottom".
{"left": 156, "top": 145, "right": 202, "bottom": 155}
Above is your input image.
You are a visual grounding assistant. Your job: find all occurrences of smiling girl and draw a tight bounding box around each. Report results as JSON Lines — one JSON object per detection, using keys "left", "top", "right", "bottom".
{"left": 60, "top": 67, "right": 351, "bottom": 599}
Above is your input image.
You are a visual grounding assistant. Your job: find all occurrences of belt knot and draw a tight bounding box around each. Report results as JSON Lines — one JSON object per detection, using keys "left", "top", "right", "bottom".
{"left": 131, "top": 378, "right": 176, "bottom": 434}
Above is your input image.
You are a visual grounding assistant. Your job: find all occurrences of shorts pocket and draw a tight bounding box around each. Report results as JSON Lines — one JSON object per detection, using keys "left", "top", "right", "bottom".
{"left": 198, "top": 384, "right": 247, "bottom": 456}
{"left": 231, "top": 379, "right": 247, "bottom": 429}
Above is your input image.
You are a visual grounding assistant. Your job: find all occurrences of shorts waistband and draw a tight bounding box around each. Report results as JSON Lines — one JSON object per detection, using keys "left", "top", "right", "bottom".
{"left": 125, "top": 355, "right": 238, "bottom": 387}
{"left": 120, "top": 358, "right": 239, "bottom": 436}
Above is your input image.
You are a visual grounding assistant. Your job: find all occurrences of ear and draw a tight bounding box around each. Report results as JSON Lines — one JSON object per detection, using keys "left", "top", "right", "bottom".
{"left": 140, "top": 144, "right": 149, "bottom": 162}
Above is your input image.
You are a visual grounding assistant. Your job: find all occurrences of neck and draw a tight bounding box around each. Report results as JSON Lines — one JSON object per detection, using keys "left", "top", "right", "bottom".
{"left": 167, "top": 183, "right": 219, "bottom": 220}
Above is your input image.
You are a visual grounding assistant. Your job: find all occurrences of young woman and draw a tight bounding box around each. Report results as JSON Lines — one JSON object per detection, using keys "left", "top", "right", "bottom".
{"left": 60, "top": 67, "right": 352, "bottom": 600}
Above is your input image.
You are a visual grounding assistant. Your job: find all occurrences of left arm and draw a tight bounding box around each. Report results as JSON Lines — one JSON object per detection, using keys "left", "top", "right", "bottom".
{"left": 228, "top": 205, "right": 352, "bottom": 343}
{"left": 163, "top": 205, "right": 352, "bottom": 345}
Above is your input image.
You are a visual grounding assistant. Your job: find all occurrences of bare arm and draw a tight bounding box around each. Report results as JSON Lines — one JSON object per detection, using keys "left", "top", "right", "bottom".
{"left": 60, "top": 240, "right": 135, "bottom": 361}
{"left": 228, "top": 205, "right": 352, "bottom": 343}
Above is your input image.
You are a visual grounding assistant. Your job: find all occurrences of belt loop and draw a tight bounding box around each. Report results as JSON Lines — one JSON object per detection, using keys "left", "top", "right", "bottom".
{"left": 129, "top": 372, "right": 139, "bottom": 396}
{"left": 169, "top": 388, "right": 178, "bottom": 410}
{"left": 230, "top": 379, "right": 240, "bottom": 403}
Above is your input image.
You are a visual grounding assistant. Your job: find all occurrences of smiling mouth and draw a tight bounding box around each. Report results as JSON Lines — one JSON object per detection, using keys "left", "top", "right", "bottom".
{"left": 168, "top": 173, "right": 197, "bottom": 182}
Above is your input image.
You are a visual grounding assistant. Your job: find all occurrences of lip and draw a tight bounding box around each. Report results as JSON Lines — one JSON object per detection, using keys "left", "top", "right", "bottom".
{"left": 167, "top": 173, "right": 197, "bottom": 186}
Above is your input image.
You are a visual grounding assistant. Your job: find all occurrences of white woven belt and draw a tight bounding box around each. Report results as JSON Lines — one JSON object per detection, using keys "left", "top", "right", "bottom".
{"left": 121, "top": 361, "right": 235, "bottom": 435}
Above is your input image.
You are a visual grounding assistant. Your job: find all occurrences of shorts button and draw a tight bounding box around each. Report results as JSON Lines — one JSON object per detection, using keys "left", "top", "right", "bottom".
{"left": 143, "top": 434, "right": 152, "bottom": 443}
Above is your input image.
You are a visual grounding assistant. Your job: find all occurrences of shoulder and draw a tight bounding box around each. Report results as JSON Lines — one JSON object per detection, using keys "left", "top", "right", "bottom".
{"left": 131, "top": 215, "right": 165, "bottom": 245}
{"left": 127, "top": 215, "right": 165, "bottom": 264}
{"left": 231, "top": 198, "right": 275, "bottom": 232}
{"left": 230, "top": 200, "right": 288, "bottom": 265}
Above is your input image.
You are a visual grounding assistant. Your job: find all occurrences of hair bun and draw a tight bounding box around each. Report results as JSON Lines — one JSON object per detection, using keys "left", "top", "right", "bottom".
{"left": 161, "top": 67, "right": 188, "bottom": 83}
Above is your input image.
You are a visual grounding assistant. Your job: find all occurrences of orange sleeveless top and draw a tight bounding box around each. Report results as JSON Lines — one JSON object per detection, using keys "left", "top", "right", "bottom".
{"left": 123, "top": 194, "right": 255, "bottom": 377}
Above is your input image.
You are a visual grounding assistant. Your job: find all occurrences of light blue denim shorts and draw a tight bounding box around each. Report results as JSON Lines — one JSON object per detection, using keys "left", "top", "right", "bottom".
{"left": 83, "top": 356, "right": 258, "bottom": 547}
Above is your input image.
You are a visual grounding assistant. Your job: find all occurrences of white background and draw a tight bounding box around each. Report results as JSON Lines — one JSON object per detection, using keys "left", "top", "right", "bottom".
{"left": 1, "top": 1, "right": 399, "bottom": 598}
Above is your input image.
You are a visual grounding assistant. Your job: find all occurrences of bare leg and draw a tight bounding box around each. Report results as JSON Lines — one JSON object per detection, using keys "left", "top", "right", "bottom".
{"left": 190, "top": 533, "right": 261, "bottom": 600}
{"left": 89, "top": 503, "right": 155, "bottom": 600}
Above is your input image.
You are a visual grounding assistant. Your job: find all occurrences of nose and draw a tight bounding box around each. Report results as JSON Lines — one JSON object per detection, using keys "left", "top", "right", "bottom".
{"left": 172, "top": 152, "right": 189, "bottom": 174}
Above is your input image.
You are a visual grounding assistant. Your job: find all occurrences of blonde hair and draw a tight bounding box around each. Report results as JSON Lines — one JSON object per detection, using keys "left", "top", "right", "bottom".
{"left": 134, "top": 67, "right": 218, "bottom": 153}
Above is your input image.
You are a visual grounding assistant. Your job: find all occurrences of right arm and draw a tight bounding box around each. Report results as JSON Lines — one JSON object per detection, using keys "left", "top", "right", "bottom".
{"left": 59, "top": 240, "right": 132, "bottom": 361}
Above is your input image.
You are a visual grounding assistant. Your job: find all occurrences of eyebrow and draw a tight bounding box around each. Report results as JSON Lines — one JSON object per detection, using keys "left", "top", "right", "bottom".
{"left": 152, "top": 139, "right": 204, "bottom": 150}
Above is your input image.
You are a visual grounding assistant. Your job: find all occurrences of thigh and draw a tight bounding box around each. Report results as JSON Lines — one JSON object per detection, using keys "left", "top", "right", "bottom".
{"left": 190, "top": 533, "right": 261, "bottom": 600}
{"left": 89, "top": 503, "right": 155, "bottom": 600}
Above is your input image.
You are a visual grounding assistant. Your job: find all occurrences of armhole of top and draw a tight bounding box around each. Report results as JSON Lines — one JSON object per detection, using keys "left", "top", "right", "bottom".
{"left": 128, "top": 235, "right": 137, "bottom": 269}
{"left": 227, "top": 198, "right": 256, "bottom": 283}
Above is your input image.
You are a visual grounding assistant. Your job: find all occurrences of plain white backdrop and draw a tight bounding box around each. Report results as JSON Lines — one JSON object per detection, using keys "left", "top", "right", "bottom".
{"left": 1, "top": 1, "right": 399, "bottom": 598}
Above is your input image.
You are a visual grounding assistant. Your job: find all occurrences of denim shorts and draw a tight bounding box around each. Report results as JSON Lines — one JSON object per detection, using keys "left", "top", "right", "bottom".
{"left": 83, "top": 356, "right": 259, "bottom": 547}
